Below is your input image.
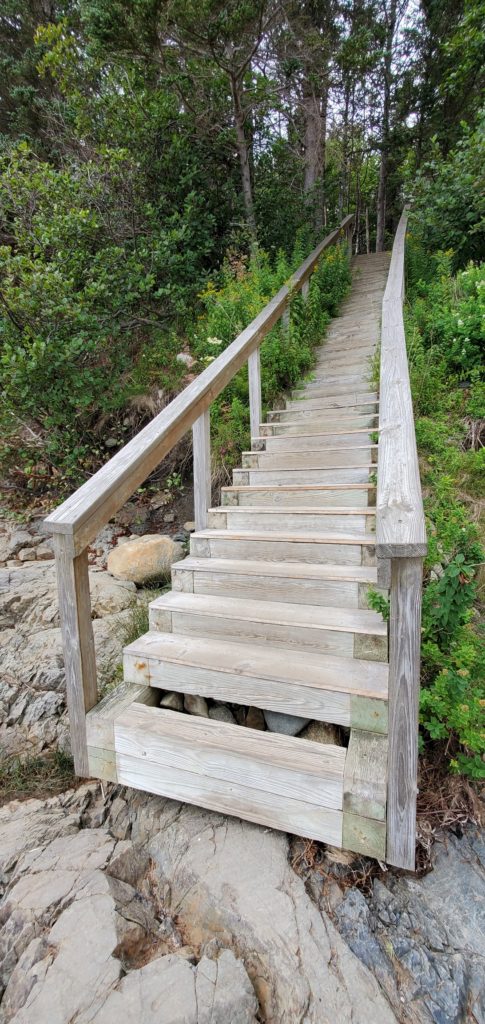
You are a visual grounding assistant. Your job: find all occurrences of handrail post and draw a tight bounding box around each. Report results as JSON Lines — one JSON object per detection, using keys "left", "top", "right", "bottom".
{"left": 387, "top": 556, "right": 423, "bottom": 869}
{"left": 248, "top": 348, "right": 262, "bottom": 441}
{"left": 193, "top": 409, "right": 211, "bottom": 530}
{"left": 52, "top": 536, "right": 97, "bottom": 776}
{"left": 301, "top": 280, "right": 309, "bottom": 301}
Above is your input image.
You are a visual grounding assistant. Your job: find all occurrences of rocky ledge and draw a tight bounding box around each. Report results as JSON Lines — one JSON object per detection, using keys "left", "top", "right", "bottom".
{"left": 0, "top": 784, "right": 483, "bottom": 1024}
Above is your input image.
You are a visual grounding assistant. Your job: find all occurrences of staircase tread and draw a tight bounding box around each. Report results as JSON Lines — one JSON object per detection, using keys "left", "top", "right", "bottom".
{"left": 151, "top": 591, "right": 387, "bottom": 635}
{"left": 173, "top": 556, "right": 378, "bottom": 582}
{"left": 194, "top": 528, "right": 376, "bottom": 545}
{"left": 223, "top": 484, "right": 375, "bottom": 491}
{"left": 210, "top": 505, "right": 375, "bottom": 514}
{"left": 125, "top": 631, "right": 389, "bottom": 699}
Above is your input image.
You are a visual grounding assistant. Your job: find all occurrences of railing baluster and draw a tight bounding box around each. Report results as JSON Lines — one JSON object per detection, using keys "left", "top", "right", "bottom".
{"left": 302, "top": 280, "right": 309, "bottom": 302}
{"left": 193, "top": 409, "right": 211, "bottom": 530}
{"left": 248, "top": 348, "right": 262, "bottom": 441}
{"left": 52, "top": 537, "right": 97, "bottom": 776}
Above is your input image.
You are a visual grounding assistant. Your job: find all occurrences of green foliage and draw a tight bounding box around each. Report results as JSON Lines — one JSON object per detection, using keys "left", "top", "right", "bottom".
{"left": 406, "top": 249, "right": 485, "bottom": 376}
{"left": 189, "top": 241, "right": 351, "bottom": 473}
{"left": 409, "top": 116, "right": 485, "bottom": 268}
{"left": 406, "top": 255, "right": 485, "bottom": 779}
{"left": 366, "top": 588, "right": 390, "bottom": 622}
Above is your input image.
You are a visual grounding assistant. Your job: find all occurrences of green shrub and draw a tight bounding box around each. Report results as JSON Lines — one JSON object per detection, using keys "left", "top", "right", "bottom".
{"left": 190, "top": 240, "right": 351, "bottom": 474}
{"left": 406, "top": 257, "right": 485, "bottom": 778}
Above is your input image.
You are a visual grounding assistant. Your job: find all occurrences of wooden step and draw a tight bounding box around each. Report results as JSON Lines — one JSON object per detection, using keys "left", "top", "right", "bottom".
{"left": 190, "top": 528, "right": 376, "bottom": 565}
{"left": 285, "top": 394, "right": 377, "bottom": 413}
{"left": 298, "top": 388, "right": 376, "bottom": 405}
{"left": 242, "top": 447, "right": 376, "bottom": 470}
{"left": 221, "top": 484, "right": 375, "bottom": 507}
{"left": 257, "top": 429, "right": 377, "bottom": 452}
{"left": 171, "top": 555, "right": 378, "bottom": 608}
{"left": 149, "top": 591, "right": 387, "bottom": 660}
{"left": 232, "top": 466, "right": 374, "bottom": 486}
{"left": 110, "top": 701, "right": 346, "bottom": 845}
{"left": 124, "top": 631, "right": 388, "bottom": 731}
{"left": 266, "top": 411, "right": 377, "bottom": 429}
{"left": 208, "top": 506, "right": 375, "bottom": 534}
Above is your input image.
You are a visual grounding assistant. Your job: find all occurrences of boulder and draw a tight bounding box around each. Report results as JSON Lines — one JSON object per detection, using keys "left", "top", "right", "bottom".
{"left": 107, "top": 535, "right": 184, "bottom": 584}
{"left": 263, "top": 710, "right": 310, "bottom": 736}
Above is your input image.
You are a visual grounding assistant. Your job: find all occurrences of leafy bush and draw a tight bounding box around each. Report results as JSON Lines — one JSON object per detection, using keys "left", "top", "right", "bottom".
{"left": 406, "top": 261, "right": 485, "bottom": 778}
{"left": 409, "top": 114, "right": 485, "bottom": 267}
{"left": 0, "top": 143, "right": 206, "bottom": 493}
{"left": 190, "top": 241, "right": 351, "bottom": 474}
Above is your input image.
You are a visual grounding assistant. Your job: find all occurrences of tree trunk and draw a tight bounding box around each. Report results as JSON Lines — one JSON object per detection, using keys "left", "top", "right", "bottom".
{"left": 302, "top": 79, "right": 327, "bottom": 234}
{"left": 376, "top": 0, "right": 397, "bottom": 252}
{"left": 231, "top": 75, "right": 257, "bottom": 238}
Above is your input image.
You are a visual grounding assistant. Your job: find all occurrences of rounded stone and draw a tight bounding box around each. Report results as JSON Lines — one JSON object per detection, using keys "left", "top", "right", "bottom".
{"left": 107, "top": 534, "right": 184, "bottom": 584}
{"left": 263, "top": 710, "right": 310, "bottom": 736}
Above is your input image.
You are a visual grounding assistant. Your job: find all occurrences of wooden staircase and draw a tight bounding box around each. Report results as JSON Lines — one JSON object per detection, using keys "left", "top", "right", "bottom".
{"left": 97, "top": 251, "right": 390, "bottom": 861}
{"left": 45, "top": 214, "right": 426, "bottom": 870}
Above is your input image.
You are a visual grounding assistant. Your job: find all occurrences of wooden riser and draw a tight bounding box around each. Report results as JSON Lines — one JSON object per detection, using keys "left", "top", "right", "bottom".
{"left": 149, "top": 592, "right": 388, "bottom": 661}
{"left": 232, "top": 467, "right": 374, "bottom": 486}
{"left": 123, "top": 632, "right": 388, "bottom": 732}
{"left": 266, "top": 413, "right": 378, "bottom": 430}
{"left": 89, "top": 700, "right": 348, "bottom": 846}
{"left": 290, "top": 388, "right": 377, "bottom": 405}
{"left": 221, "top": 485, "right": 376, "bottom": 508}
{"left": 286, "top": 393, "right": 376, "bottom": 412}
{"left": 259, "top": 429, "right": 376, "bottom": 452}
{"left": 208, "top": 508, "right": 374, "bottom": 534}
{"left": 242, "top": 448, "right": 376, "bottom": 470}
{"left": 171, "top": 556, "right": 379, "bottom": 609}
{"left": 190, "top": 529, "right": 376, "bottom": 565}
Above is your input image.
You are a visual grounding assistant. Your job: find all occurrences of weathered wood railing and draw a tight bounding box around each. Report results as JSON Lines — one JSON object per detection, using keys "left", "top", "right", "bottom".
{"left": 43, "top": 213, "right": 354, "bottom": 778}
{"left": 377, "top": 209, "right": 427, "bottom": 870}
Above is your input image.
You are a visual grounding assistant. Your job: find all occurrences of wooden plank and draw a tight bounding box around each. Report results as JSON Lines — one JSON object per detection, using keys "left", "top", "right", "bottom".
{"left": 242, "top": 448, "right": 376, "bottom": 470}
{"left": 343, "top": 812, "right": 386, "bottom": 860}
{"left": 344, "top": 731, "right": 388, "bottom": 820}
{"left": 232, "top": 468, "right": 373, "bottom": 487}
{"left": 86, "top": 679, "right": 158, "bottom": 748}
{"left": 192, "top": 409, "right": 211, "bottom": 530}
{"left": 190, "top": 530, "right": 374, "bottom": 566}
{"left": 87, "top": 745, "right": 117, "bottom": 783}
{"left": 248, "top": 348, "right": 262, "bottom": 440}
{"left": 117, "top": 752, "right": 343, "bottom": 846}
{"left": 221, "top": 484, "right": 375, "bottom": 508}
{"left": 52, "top": 537, "right": 97, "bottom": 777}
{"left": 115, "top": 704, "right": 345, "bottom": 809}
{"left": 124, "top": 631, "right": 389, "bottom": 709}
{"left": 44, "top": 215, "right": 353, "bottom": 552}
{"left": 351, "top": 695, "right": 388, "bottom": 734}
{"left": 376, "top": 211, "right": 427, "bottom": 558}
{"left": 386, "top": 556, "right": 422, "bottom": 870}
{"left": 208, "top": 509, "right": 370, "bottom": 534}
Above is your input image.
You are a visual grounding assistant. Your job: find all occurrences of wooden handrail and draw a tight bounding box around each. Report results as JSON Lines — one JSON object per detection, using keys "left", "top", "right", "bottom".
{"left": 379, "top": 210, "right": 426, "bottom": 871}
{"left": 44, "top": 214, "right": 354, "bottom": 556}
{"left": 376, "top": 210, "right": 427, "bottom": 559}
{"left": 43, "top": 212, "right": 354, "bottom": 776}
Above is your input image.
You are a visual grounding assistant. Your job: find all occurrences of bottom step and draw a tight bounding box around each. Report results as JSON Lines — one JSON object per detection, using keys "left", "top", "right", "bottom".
{"left": 86, "top": 686, "right": 387, "bottom": 855}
